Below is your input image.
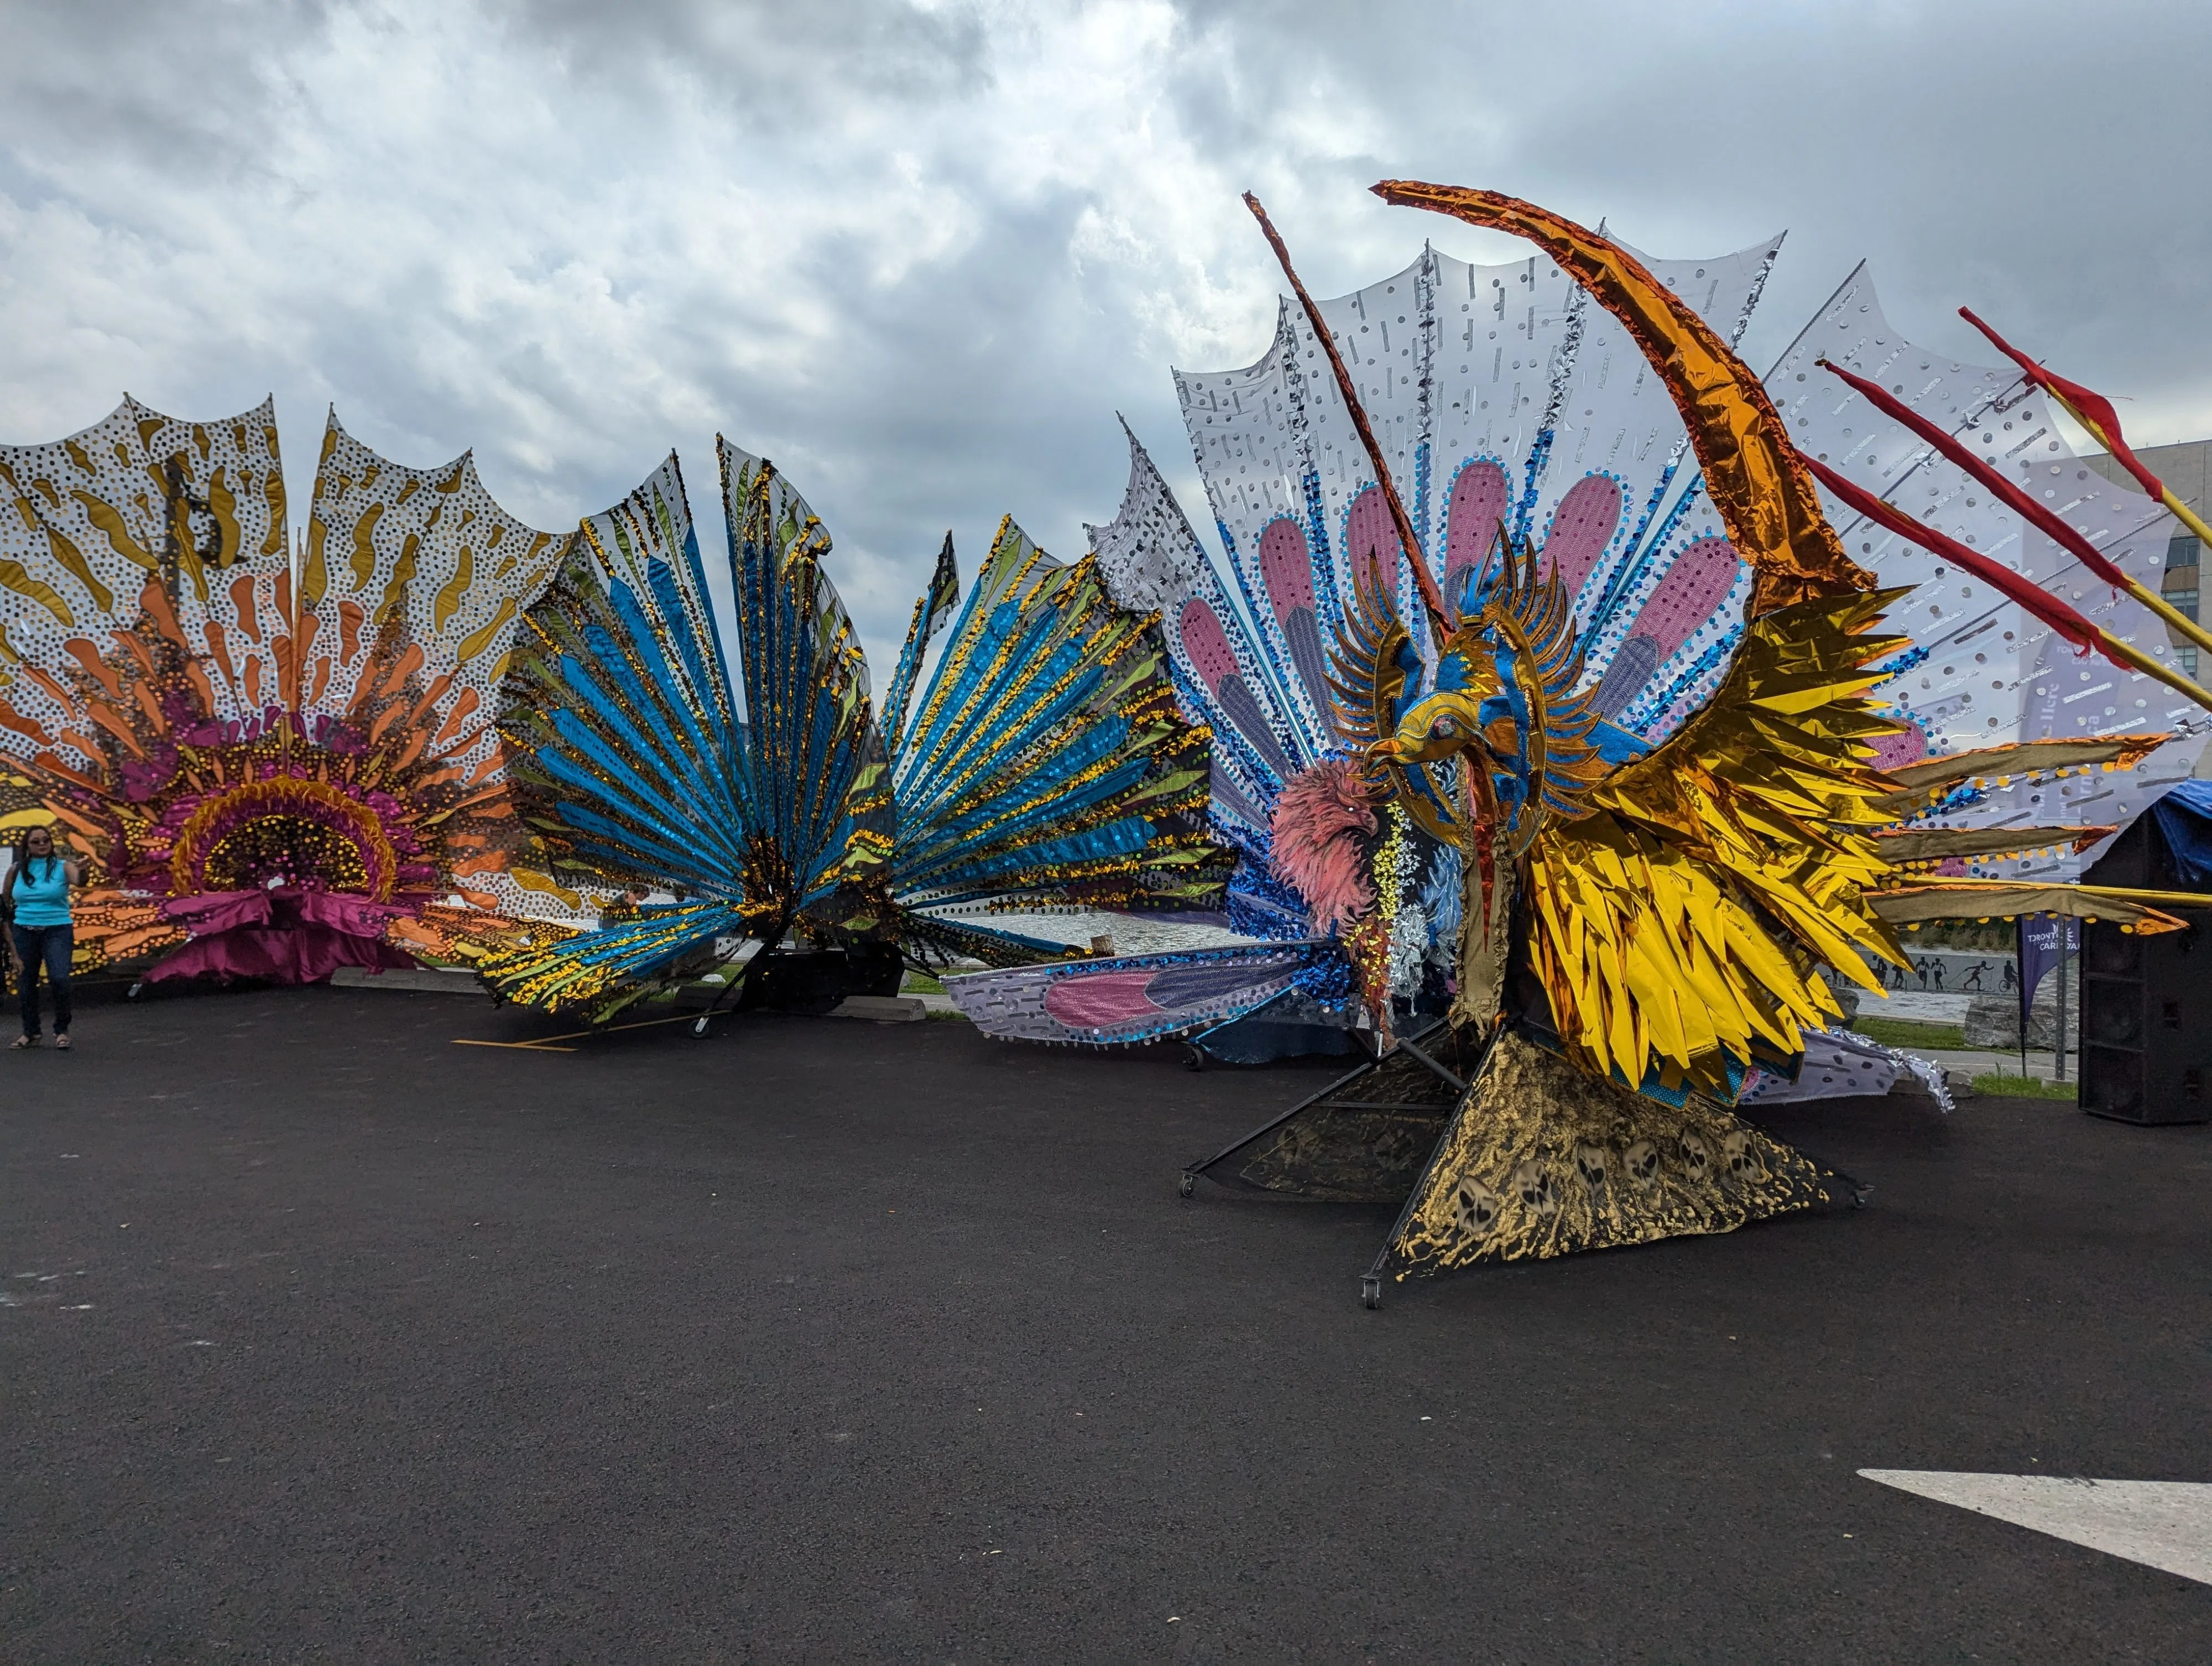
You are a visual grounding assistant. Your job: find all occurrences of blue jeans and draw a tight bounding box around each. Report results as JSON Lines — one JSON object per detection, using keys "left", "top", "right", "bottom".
{"left": 12, "top": 923, "right": 72, "bottom": 1038}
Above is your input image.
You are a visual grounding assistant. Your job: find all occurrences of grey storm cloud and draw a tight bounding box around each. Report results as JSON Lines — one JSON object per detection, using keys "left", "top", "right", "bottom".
{"left": 3, "top": 0, "right": 2209, "bottom": 669}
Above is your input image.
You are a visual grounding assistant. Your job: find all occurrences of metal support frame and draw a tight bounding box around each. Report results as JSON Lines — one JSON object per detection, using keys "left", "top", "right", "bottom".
{"left": 1177, "top": 1017, "right": 1460, "bottom": 1198}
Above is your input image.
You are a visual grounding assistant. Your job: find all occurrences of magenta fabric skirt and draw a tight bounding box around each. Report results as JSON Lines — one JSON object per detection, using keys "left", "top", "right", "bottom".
{"left": 145, "top": 887, "right": 419, "bottom": 983}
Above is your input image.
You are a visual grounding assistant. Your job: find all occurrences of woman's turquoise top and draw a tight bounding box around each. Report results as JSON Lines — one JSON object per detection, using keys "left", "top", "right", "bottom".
{"left": 9, "top": 855, "right": 71, "bottom": 928}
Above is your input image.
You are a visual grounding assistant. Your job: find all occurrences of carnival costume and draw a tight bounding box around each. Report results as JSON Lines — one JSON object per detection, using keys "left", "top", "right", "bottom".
{"left": 1165, "top": 186, "right": 2212, "bottom": 1293}
{"left": 476, "top": 440, "right": 1217, "bottom": 1018}
{"left": 0, "top": 398, "right": 578, "bottom": 982}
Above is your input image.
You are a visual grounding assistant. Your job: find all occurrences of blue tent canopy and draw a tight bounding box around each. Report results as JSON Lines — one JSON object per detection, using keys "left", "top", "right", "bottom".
{"left": 2150, "top": 778, "right": 2212, "bottom": 887}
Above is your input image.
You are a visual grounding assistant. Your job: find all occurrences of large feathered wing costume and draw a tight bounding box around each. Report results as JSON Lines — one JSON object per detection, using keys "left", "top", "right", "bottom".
{"left": 478, "top": 444, "right": 891, "bottom": 1014}
{"left": 1332, "top": 526, "right": 1913, "bottom": 1103}
{"left": 1191, "top": 186, "right": 2212, "bottom": 1285}
{"left": 1365, "top": 185, "right": 2207, "bottom": 1094}
{"left": 479, "top": 442, "right": 1215, "bottom": 1018}
{"left": 939, "top": 430, "right": 1350, "bottom": 1054}
{"left": 0, "top": 398, "right": 570, "bottom": 982}
{"left": 889, "top": 513, "right": 1218, "bottom": 965}
{"left": 1035, "top": 225, "right": 1809, "bottom": 1059}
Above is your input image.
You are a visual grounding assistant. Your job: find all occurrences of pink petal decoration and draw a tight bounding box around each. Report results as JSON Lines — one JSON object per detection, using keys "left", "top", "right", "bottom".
{"left": 1443, "top": 459, "right": 1511, "bottom": 601}
{"left": 1867, "top": 723, "right": 1931, "bottom": 772}
{"left": 1539, "top": 474, "right": 1624, "bottom": 598}
{"left": 1342, "top": 486, "right": 1406, "bottom": 584}
{"left": 1258, "top": 518, "right": 1317, "bottom": 619}
{"left": 1043, "top": 970, "right": 1168, "bottom": 1027}
{"left": 1621, "top": 535, "right": 1742, "bottom": 664}
{"left": 1177, "top": 598, "right": 1239, "bottom": 693}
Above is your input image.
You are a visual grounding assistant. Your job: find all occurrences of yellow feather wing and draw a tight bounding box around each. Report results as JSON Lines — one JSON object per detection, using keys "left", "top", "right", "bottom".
{"left": 1524, "top": 588, "right": 1913, "bottom": 1098}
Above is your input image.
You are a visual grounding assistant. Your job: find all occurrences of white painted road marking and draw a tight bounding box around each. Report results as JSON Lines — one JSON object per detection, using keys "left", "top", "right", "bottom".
{"left": 1860, "top": 1471, "right": 2212, "bottom": 1586}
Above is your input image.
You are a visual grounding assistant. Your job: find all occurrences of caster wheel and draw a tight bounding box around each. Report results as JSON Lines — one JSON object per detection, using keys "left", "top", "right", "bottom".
{"left": 1177, "top": 1172, "right": 1196, "bottom": 1199}
{"left": 1851, "top": 1184, "right": 1873, "bottom": 1210}
{"left": 1360, "top": 1275, "right": 1382, "bottom": 1310}
{"left": 1181, "top": 1043, "right": 1206, "bottom": 1072}
{"left": 693, "top": 1017, "right": 711, "bottom": 1038}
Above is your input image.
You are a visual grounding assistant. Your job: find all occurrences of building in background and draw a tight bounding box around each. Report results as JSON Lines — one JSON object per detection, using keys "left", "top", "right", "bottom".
{"left": 2087, "top": 439, "right": 2210, "bottom": 679}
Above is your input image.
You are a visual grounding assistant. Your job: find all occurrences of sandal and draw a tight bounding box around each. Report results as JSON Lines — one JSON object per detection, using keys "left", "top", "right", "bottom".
{"left": 10, "top": 1034, "right": 37, "bottom": 1049}
{"left": 54, "top": 1034, "right": 71, "bottom": 1051}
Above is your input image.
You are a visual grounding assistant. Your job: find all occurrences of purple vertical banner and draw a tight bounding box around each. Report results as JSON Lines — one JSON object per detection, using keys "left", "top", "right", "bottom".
{"left": 2018, "top": 913, "right": 2081, "bottom": 1034}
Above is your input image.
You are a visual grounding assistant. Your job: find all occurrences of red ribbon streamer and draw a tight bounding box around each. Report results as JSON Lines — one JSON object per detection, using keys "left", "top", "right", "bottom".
{"left": 1958, "top": 308, "right": 2168, "bottom": 503}
{"left": 1815, "top": 357, "right": 2132, "bottom": 593}
{"left": 1798, "top": 451, "right": 2130, "bottom": 673}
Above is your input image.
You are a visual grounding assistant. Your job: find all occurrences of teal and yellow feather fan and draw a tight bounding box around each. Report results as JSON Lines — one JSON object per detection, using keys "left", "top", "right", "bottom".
{"left": 479, "top": 444, "right": 891, "bottom": 1016}
{"left": 881, "top": 531, "right": 958, "bottom": 758}
{"left": 722, "top": 438, "right": 893, "bottom": 927}
{"left": 481, "top": 458, "right": 1220, "bottom": 1017}
{"left": 888, "top": 516, "right": 1218, "bottom": 939}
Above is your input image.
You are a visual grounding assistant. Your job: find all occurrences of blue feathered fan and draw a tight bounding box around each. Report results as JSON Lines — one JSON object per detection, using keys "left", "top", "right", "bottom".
{"left": 481, "top": 441, "right": 1215, "bottom": 1016}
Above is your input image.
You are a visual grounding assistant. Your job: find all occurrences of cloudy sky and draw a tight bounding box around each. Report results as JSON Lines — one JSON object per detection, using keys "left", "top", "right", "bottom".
{"left": 4, "top": 0, "right": 2209, "bottom": 668}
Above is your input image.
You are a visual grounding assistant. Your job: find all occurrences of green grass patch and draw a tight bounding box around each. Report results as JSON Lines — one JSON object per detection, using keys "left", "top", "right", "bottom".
{"left": 1971, "top": 1071, "right": 2078, "bottom": 1101}
{"left": 1851, "top": 1016, "right": 1966, "bottom": 1050}
{"left": 924, "top": 1007, "right": 969, "bottom": 1022}
{"left": 902, "top": 972, "right": 945, "bottom": 995}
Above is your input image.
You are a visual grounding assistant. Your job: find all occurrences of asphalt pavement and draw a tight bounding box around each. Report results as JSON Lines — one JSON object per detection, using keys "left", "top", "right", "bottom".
{"left": 3, "top": 985, "right": 2209, "bottom": 1662}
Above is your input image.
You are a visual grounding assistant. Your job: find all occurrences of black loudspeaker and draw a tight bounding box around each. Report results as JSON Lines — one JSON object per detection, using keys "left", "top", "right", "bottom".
{"left": 734, "top": 942, "right": 906, "bottom": 1014}
{"left": 2078, "top": 813, "right": 2212, "bottom": 1126}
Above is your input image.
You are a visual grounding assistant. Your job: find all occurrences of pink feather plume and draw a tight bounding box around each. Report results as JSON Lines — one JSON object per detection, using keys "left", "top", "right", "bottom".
{"left": 1270, "top": 758, "right": 1380, "bottom": 933}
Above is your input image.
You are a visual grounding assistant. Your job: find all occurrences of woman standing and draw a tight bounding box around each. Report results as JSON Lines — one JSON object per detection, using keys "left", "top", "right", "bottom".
{"left": 6, "top": 824, "right": 81, "bottom": 1050}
